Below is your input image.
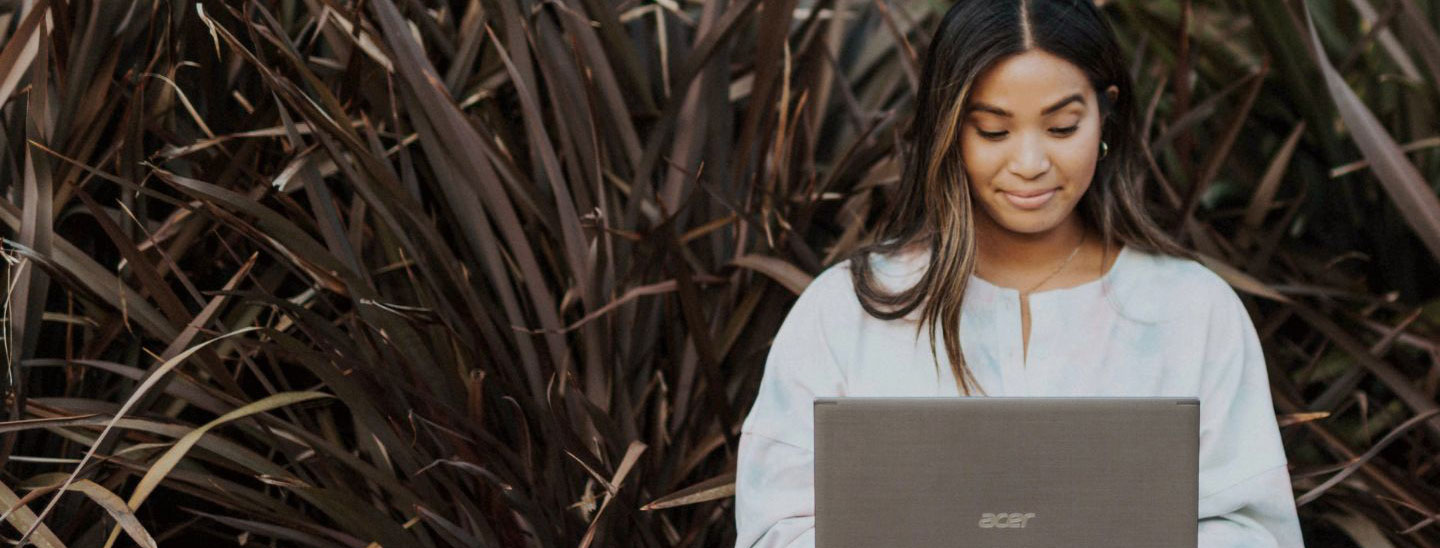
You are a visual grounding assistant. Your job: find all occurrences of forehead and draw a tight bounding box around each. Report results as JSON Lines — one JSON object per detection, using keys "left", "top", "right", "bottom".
{"left": 965, "top": 49, "right": 1093, "bottom": 113}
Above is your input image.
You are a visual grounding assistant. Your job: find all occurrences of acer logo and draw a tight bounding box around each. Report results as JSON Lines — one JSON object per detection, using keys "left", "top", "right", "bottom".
{"left": 978, "top": 512, "right": 1036, "bottom": 528}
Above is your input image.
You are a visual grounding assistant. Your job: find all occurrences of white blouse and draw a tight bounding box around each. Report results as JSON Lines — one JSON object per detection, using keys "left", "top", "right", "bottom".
{"left": 735, "top": 245, "right": 1305, "bottom": 547}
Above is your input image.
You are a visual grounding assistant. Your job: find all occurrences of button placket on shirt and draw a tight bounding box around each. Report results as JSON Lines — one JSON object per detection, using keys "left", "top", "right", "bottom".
{"left": 999, "top": 289, "right": 1029, "bottom": 396}
{"left": 1026, "top": 291, "right": 1063, "bottom": 397}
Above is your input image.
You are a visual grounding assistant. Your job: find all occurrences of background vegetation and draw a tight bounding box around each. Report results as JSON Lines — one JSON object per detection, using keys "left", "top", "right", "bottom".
{"left": 0, "top": 0, "right": 1438, "bottom": 546}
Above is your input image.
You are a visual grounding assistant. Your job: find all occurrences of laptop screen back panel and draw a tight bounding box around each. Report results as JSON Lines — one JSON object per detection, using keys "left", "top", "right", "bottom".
{"left": 814, "top": 397, "right": 1199, "bottom": 548}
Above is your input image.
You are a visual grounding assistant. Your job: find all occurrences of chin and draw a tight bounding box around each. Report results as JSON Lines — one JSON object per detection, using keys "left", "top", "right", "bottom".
{"left": 994, "top": 217, "right": 1065, "bottom": 235}
{"left": 984, "top": 206, "right": 1071, "bottom": 235}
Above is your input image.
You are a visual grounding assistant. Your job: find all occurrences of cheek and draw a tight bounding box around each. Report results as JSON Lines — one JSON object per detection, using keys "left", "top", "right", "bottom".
{"left": 1058, "top": 146, "right": 1098, "bottom": 179}
{"left": 958, "top": 134, "right": 1000, "bottom": 185}
{"left": 1055, "top": 137, "right": 1102, "bottom": 191}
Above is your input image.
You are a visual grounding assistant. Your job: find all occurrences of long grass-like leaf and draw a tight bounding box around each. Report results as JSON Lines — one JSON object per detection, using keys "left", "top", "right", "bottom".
{"left": 0, "top": 1, "right": 48, "bottom": 113}
{"left": 640, "top": 472, "right": 735, "bottom": 511}
{"left": 100, "top": 391, "right": 334, "bottom": 548}
{"left": 732, "top": 254, "right": 814, "bottom": 295}
{"left": 1302, "top": 3, "right": 1440, "bottom": 264}
{"left": 15, "top": 327, "right": 259, "bottom": 546}
{"left": 578, "top": 441, "right": 646, "bottom": 548}
{"left": 19, "top": 475, "right": 159, "bottom": 548}
{"left": 1296, "top": 408, "right": 1440, "bottom": 505}
{"left": 1241, "top": 122, "right": 1307, "bottom": 243}
{"left": 0, "top": 479, "right": 65, "bottom": 548}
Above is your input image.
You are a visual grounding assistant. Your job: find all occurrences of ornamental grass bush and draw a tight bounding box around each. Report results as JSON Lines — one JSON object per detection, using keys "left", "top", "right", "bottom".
{"left": 1, "top": 0, "right": 1438, "bottom": 546}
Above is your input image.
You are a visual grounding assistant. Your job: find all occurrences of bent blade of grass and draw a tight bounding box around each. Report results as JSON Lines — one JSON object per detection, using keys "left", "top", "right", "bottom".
{"left": 732, "top": 254, "right": 814, "bottom": 295}
{"left": 0, "top": 479, "right": 65, "bottom": 548}
{"left": 640, "top": 471, "right": 735, "bottom": 511}
{"left": 101, "top": 391, "right": 335, "bottom": 548}
{"left": 26, "top": 415, "right": 389, "bottom": 547}
{"left": 10, "top": 474, "right": 159, "bottom": 546}
{"left": 15, "top": 326, "right": 260, "bottom": 546}
{"left": 54, "top": 478, "right": 158, "bottom": 548}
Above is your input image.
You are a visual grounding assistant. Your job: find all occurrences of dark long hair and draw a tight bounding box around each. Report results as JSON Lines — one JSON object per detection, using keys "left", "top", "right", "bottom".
{"left": 848, "top": 0, "right": 1192, "bottom": 396}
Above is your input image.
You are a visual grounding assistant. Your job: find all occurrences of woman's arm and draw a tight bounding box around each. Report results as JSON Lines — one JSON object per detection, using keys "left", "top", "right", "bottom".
{"left": 734, "top": 269, "right": 849, "bottom": 548}
{"left": 1195, "top": 278, "right": 1305, "bottom": 547}
{"left": 1199, "top": 464, "right": 1305, "bottom": 547}
{"left": 735, "top": 434, "right": 820, "bottom": 547}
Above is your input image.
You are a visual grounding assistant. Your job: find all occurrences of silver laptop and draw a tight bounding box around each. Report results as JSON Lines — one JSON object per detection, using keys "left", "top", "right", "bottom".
{"left": 814, "top": 397, "right": 1199, "bottom": 548}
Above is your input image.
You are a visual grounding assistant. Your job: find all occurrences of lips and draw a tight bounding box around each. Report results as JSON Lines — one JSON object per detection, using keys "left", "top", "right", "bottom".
{"left": 1001, "top": 188, "right": 1058, "bottom": 210}
{"left": 1005, "top": 188, "right": 1055, "bottom": 198}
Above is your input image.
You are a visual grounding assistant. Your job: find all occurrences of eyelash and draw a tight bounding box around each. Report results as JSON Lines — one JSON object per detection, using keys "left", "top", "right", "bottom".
{"left": 977, "top": 125, "right": 1080, "bottom": 140}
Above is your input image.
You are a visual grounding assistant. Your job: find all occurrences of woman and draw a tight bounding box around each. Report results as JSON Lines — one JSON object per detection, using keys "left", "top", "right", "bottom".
{"left": 734, "top": 1, "right": 1305, "bottom": 547}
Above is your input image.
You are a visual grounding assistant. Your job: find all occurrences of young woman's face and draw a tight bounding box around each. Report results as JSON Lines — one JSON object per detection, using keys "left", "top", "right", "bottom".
{"left": 959, "top": 49, "right": 1117, "bottom": 236}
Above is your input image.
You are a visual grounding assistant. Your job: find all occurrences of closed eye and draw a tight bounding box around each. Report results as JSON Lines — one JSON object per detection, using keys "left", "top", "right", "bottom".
{"left": 975, "top": 125, "right": 1080, "bottom": 140}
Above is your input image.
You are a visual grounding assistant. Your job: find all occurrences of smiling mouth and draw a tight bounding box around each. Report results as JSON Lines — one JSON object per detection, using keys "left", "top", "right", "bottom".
{"left": 1001, "top": 188, "right": 1058, "bottom": 210}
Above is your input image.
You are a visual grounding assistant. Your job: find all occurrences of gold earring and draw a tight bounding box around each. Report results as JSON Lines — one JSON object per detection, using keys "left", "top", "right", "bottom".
{"left": 1100, "top": 141, "right": 1109, "bottom": 159}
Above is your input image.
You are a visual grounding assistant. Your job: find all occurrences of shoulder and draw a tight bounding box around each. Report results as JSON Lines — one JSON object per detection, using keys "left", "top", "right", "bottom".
{"left": 783, "top": 248, "right": 927, "bottom": 329}
{"left": 1124, "top": 248, "right": 1233, "bottom": 295}
{"left": 772, "top": 261, "right": 855, "bottom": 338}
{"left": 1113, "top": 247, "right": 1244, "bottom": 323}
{"left": 799, "top": 248, "right": 927, "bottom": 303}
{"left": 789, "top": 261, "right": 855, "bottom": 317}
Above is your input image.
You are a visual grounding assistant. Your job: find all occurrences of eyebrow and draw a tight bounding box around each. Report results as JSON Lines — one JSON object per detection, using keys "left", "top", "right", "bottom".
{"left": 966, "top": 93, "right": 1085, "bottom": 117}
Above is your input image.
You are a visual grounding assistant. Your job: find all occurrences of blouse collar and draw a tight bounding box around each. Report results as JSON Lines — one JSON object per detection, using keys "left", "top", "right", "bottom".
{"left": 866, "top": 244, "right": 1143, "bottom": 322}
{"left": 966, "top": 244, "right": 1134, "bottom": 302}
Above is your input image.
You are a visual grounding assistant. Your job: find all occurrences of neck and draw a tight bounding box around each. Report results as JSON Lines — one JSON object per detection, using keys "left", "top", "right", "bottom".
{"left": 973, "top": 210, "right": 1088, "bottom": 275}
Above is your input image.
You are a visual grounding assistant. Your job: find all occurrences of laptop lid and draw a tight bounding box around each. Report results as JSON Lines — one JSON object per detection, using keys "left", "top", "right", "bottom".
{"left": 814, "top": 397, "right": 1199, "bottom": 548}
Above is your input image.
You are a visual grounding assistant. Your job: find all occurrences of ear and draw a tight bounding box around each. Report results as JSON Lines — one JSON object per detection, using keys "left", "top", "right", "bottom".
{"left": 1104, "top": 85, "right": 1119, "bottom": 108}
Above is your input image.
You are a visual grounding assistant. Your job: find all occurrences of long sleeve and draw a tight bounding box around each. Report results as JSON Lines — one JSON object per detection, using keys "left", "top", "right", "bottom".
{"left": 734, "top": 435, "right": 820, "bottom": 548}
{"left": 735, "top": 269, "right": 848, "bottom": 548}
{"left": 1195, "top": 279, "right": 1305, "bottom": 547}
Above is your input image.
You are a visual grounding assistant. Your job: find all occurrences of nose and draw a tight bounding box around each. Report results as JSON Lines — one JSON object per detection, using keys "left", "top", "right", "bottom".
{"left": 1007, "top": 133, "right": 1051, "bottom": 180}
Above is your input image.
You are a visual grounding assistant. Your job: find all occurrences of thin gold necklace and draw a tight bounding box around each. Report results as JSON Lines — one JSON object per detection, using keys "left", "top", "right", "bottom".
{"left": 1021, "top": 230, "right": 1086, "bottom": 296}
